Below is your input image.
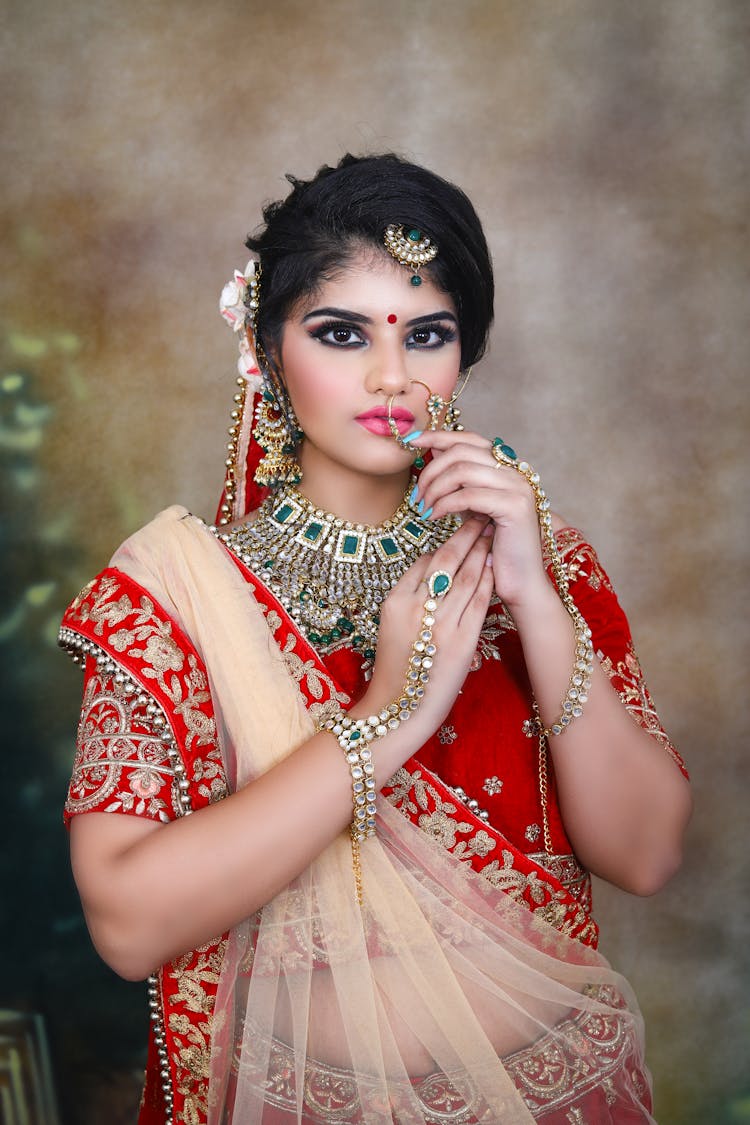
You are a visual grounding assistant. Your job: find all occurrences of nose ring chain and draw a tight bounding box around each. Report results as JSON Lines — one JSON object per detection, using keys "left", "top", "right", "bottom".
{"left": 386, "top": 368, "right": 473, "bottom": 454}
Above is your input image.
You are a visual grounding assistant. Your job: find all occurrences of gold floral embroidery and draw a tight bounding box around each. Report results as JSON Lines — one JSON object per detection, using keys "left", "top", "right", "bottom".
{"left": 483, "top": 775, "right": 503, "bottom": 796}
{"left": 438, "top": 723, "right": 458, "bottom": 745}
{"left": 66, "top": 669, "right": 181, "bottom": 822}
{"left": 546, "top": 528, "right": 615, "bottom": 594}
{"left": 471, "top": 596, "right": 515, "bottom": 670}
{"left": 163, "top": 938, "right": 227, "bottom": 1125}
{"left": 69, "top": 578, "right": 217, "bottom": 755}
{"left": 252, "top": 601, "right": 350, "bottom": 725}
{"left": 599, "top": 640, "right": 683, "bottom": 767}
{"left": 385, "top": 767, "right": 598, "bottom": 946}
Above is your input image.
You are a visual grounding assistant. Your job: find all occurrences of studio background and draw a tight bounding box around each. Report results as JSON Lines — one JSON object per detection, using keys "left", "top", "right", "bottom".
{"left": 1, "top": 1, "right": 747, "bottom": 1122}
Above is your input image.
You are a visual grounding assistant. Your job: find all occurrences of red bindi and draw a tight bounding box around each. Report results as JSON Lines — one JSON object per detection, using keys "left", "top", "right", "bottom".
{"left": 387, "top": 314, "right": 398, "bottom": 324}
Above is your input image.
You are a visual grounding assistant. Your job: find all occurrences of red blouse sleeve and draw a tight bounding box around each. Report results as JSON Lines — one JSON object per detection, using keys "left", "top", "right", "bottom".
{"left": 549, "top": 528, "right": 688, "bottom": 778}
{"left": 60, "top": 567, "right": 228, "bottom": 828}
{"left": 64, "top": 658, "right": 185, "bottom": 827}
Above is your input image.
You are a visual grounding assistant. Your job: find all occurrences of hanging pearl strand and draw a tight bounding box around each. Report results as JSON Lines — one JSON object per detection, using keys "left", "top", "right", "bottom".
{"left": 218, "top": 376, "right": 248, "bottom": 526}
{"left": 491, "top": 438, "right": 594, "bottom": 857}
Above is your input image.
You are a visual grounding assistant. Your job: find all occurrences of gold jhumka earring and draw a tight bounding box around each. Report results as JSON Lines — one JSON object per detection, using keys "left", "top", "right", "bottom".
{"left": 251, "top": 378, "right": 303, "bottom": 488}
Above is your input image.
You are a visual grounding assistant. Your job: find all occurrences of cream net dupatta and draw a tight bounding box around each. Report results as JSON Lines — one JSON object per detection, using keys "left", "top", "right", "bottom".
{"left": 114, "top": 508, "right": 654, "bottom": 1124}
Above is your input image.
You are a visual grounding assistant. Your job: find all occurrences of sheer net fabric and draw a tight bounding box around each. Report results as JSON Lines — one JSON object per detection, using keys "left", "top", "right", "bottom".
{"left": 113, "top": 509, "right": 654, "bottom": 1124}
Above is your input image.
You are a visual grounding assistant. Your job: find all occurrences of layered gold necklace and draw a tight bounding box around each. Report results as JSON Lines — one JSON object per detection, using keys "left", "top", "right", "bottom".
{"left": 219, "top": 484, "right": 461, "bottom": 664}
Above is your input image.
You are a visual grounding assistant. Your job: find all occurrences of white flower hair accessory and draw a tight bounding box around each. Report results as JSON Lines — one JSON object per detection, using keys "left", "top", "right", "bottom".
{"left": 219, "top": 259, "right": 263, "bottom": 388}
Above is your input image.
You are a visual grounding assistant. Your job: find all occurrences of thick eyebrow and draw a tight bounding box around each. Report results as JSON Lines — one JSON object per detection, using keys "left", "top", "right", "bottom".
{"left": 404, "top": 311, "right": 457, "bottom": 328}
{"left": 302, "top": 306, "right": 372, "bottom": 324}
{"left": 301, "top": 306, "right": 457, "bottom": 327}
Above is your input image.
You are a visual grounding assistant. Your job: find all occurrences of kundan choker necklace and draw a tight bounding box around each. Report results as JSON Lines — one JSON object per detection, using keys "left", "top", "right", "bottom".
{"left": 218, "top": 484, "right": 461, "bottom": 670}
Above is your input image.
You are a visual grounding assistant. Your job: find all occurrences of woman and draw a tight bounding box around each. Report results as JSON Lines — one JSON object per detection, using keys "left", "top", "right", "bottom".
{"left": 60, "top": 154, "right": 691, "bottom": 1124}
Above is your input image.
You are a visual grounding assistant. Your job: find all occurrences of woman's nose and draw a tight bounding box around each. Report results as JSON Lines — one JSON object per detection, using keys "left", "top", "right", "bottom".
{"left": 363, "top": 342, "right": 412, "bottom": 397}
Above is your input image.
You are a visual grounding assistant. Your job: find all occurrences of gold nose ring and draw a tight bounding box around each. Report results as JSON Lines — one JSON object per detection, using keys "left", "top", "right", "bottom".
{"left": 386, "top": 393, "right": 425, "bottom": 454}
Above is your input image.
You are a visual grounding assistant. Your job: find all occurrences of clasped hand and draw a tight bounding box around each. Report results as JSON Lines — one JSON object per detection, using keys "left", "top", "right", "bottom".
{"left": 361, "top": 430, "right": 553, "bottom": 746}
{"left": 413, "top": 429, "right": 552, "bottom": 611}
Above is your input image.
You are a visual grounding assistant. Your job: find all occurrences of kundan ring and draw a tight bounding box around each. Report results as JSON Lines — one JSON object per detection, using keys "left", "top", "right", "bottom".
{"left": 491, "top": 437, "right": 518, "bottom": 468}
{"left": 426, "top": 570, "right": 453, "bottom": 598}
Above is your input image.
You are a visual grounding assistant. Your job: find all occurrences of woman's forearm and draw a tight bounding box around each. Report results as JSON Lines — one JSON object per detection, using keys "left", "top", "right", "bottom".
{"left": 70, "top": 717, "right": 423, "bottom": 981}
{"left": 511, "top": 584, "right": 692, "bottom": 895}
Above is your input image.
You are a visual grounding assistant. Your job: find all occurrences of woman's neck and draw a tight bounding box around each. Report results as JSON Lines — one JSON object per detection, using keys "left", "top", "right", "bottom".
{"left": 295, "top": 447, "right": 412, "bottom": 526}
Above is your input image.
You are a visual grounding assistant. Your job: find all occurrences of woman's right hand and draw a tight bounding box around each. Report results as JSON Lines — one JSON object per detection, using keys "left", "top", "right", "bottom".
{"left": 356, "top": 517, "right": 494, "bottom": 758}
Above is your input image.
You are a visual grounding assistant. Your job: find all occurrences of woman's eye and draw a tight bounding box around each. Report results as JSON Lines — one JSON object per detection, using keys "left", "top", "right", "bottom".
{"left": 408, "top": 325, "right": 456, "bottom": 348}
{"left": 310, "top": 322, "right": 364, "bottom": 347}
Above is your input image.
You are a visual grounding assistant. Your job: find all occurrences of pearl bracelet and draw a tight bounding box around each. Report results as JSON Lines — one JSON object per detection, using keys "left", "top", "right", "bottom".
{"left": 318, "top": 570, "right": 451, "bottom": 901}
{"left": 491, "top": 438, "right": 595, "bottom": 737}
{"left": 492, "top": 437, "right": 596, "bottom": 856}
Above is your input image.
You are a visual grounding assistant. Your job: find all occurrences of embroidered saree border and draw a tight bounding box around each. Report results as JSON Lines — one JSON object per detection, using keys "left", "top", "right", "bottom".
{"left": 231, "top": 982, "right": 642, "bottom": 1123}
{"left": 382, "top": 764, "right": 598, "bottom": 948}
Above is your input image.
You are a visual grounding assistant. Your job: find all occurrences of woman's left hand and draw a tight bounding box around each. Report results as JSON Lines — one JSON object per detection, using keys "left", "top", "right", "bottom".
{"left": 412, "top": 429, "right": 550, "bottom": 612}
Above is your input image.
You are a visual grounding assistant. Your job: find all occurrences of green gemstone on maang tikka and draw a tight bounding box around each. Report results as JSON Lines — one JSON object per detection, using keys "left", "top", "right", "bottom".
{"left": 407, "top": 229, "right": 421, "bottom": 242}
{"left": 410, "top": 275, "right": 422, "bottom": 287}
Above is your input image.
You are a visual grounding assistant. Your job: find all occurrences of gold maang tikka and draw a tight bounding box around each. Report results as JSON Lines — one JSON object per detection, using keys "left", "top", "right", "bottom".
{"left": 383, "top": 224, "right": 438, "bottom": 287}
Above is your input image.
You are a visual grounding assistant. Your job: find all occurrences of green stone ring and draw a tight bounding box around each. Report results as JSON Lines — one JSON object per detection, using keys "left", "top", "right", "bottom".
{"left": 427, "top": 570, "right": 453, "bottom": 598}
{"left": 491, "top": 436, "right": 518, "bottom": 464}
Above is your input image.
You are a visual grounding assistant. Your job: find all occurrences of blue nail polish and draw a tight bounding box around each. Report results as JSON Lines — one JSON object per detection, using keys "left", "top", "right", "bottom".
{"left": 417, "top": 499, "right": 425, "bottom": 514}
{"left": 409, "top": 483, "right": 419, "bottom": 505}
{"left": 403, "top": 430, "right": 423, "bottom": 444}
{"left": 423, "top": 506, "right": 433, "bottom": 520}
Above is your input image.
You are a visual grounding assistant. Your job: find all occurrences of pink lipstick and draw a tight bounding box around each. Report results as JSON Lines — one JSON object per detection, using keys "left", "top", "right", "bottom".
{"left": 356, "top": 407, "right": 414, "bottom": 436}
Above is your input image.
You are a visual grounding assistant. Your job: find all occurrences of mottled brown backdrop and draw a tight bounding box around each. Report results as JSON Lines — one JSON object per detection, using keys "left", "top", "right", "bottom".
{"left": 1, "top": 1, "right": 747, "bottom": 1122}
